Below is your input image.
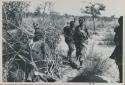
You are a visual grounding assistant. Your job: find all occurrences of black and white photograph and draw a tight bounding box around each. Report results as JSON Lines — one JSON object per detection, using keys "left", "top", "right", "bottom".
{"left": 1, "top": 0, "right": 124, "bottom": 83}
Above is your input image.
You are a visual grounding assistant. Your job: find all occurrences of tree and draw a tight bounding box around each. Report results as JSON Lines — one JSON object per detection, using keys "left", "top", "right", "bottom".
{"left": 81, "top": 2, "right": 105, "bottom": 32}
{"left": 2, "top": 1, "right": 30, "bottom": 29}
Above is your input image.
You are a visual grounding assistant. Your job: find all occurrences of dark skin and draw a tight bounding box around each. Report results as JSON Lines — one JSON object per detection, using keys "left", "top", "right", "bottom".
{"left": 70, "top": 21, "right": 75, "bottom": 28}
{"left": 75, "top": 19, "right": 87, "bottom": 35}
{"left": 79, "top": 18, "right": 86, "bottom": 27}
{"left": 63, "top": 21, "right": 75, "bottom": 62}
{"left": 33, "top": 23, "right": 43, "bottom": 42}
{"left": 67, "top": 21, "right": 75, "bottom": 61}
{"left": 75, "top": 18, "right": 89, "bottom": 40}
{"left": 79, "top": 19, "right": 84, "bottom": 26}
{"left": 74, "top": 18, "right": 89, "bottom": 66}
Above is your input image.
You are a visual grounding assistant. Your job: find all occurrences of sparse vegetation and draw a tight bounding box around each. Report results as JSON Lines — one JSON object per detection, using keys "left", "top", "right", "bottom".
{"left": 2, "top": 1, "right": 119, "bottom": 82}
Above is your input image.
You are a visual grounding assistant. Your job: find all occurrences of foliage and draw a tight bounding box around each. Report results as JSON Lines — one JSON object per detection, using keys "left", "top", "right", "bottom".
{"left": 2, "top": 1, "right": 117, "bottom": 82}
{"left": 2, "top": 1, "right": 30, "bottom": 28}
{"left": 2, "top": 1, "right": 63, "bottom": 82}
{"left": 81, "top": 2, "right": 105, "bottom": 31}
{"left": 81, "top": 3, "right": 105, "bottom": 17}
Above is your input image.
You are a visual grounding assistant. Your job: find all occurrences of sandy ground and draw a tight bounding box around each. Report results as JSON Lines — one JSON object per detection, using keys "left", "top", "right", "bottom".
{"left": 58, "top": 34, "right": 115, "bottom": 60}
{"left": 57, "top": 32, "right": 117, "bottom": 82}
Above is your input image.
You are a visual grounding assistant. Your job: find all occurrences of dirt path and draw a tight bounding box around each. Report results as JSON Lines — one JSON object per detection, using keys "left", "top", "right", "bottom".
{"left": 57, "top": 33, "right": 117, "bottom": 82}
{"left": 58, "top": 34, "right": 115, "bottom": 60}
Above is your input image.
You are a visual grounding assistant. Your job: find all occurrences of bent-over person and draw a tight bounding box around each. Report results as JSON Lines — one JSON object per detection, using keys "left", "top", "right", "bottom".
{"left": 33, "top": 22, "right": 43, "bottom": 42}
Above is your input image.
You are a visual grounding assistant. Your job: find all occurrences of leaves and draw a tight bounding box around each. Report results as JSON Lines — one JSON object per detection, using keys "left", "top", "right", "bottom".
{"left": 81, "top": 2, "right": 106, "bottom": 17}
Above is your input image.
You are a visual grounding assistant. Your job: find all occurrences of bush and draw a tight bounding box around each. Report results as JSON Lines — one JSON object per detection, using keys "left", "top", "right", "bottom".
{"left": 98, "top": 32, "right": 115, "bottom": 46}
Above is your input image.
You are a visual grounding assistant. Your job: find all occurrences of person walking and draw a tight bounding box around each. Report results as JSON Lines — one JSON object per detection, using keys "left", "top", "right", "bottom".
{"left": 74, "top": 17, "right": 89, "bottom": 67}
{"left": 63, "top": 21, "right": 76, "bottom": 62}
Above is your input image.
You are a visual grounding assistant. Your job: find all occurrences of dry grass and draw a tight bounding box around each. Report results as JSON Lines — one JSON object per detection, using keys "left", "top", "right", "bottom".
{"left": 3, "top": 14, "right": 118, "bottom": 82}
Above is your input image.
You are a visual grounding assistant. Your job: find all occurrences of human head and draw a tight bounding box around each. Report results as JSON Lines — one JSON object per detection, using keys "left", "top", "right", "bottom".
{"left": 70, "top": 21, "right": 75, "bottom": 28}
{"left": 33, "top": 22, "right": 38, "bottom": 29}
{"left": 79, "top": 17, "right": 86, "bottom": 25}
{"left": 118, "top": 16, "right": 123, "bottom": 26}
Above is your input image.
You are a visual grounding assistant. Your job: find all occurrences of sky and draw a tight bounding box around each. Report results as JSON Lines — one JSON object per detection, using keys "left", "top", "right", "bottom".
{"left": 28, "top": 0, "right": 125, "bottom": 17}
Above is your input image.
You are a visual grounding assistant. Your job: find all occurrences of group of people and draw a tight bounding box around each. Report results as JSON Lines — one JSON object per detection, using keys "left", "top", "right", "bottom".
{"left": 63, "top": 16, "right": 123, "bottom": 82}
{"left": 29, "top": 16, "right": 123, "bottom": 82}
{"left": 63, "top": 17, "right": 89, "bottom": 67}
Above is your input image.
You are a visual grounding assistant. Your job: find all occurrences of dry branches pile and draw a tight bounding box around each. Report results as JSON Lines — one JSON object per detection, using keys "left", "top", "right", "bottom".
{"left": 2, "top": 1, "right": 63, "bottom": 82}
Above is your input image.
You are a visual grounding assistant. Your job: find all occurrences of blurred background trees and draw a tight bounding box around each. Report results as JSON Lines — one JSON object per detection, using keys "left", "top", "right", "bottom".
{"left": 81, "top": 2, "right": 105, "bottom": 32}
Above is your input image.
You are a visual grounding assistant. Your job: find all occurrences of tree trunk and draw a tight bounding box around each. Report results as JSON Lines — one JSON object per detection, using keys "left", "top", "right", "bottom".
{"left": 92, "top": 16, "right": 96, "bottom": 34}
